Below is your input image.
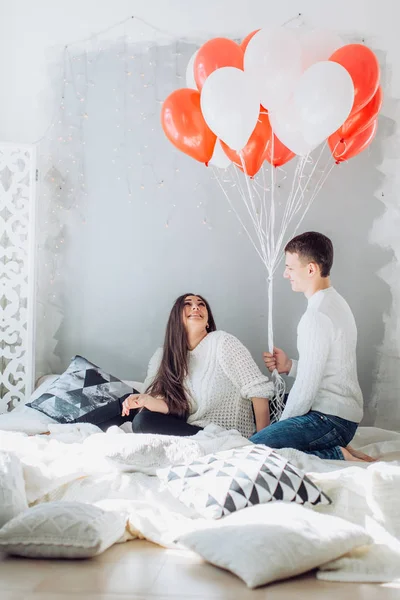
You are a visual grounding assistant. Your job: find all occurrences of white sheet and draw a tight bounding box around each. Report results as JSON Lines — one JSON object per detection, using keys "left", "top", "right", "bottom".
{"left": 278, "top": 428, "right": 400, "bottom": 583}
{"left": 0, "top": 421, "right": 399, "bottom": 584}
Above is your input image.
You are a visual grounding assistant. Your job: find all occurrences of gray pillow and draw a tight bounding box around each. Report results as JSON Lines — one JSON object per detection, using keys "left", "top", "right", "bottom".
{"left": 27, "top": 355, "right": 137, "bottom": 425}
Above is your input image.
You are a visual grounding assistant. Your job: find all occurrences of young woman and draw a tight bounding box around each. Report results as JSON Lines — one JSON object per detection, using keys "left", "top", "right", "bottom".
{"left": 122, "top": 293, "right": 273, "bottom": 438}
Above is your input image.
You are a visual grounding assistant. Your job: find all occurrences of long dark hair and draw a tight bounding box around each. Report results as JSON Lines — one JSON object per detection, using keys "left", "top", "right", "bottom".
{"left": 147, "top": 293, "right": 217, "bottom": 419}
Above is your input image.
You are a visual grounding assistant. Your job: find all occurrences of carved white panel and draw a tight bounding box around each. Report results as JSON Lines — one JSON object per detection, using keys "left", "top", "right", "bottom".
{"left": 0, "top": 144, "right": 36, "bottom": 413}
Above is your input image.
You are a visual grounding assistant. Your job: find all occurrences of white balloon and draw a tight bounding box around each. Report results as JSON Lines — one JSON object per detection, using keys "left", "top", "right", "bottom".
{"left": 186, "top": 50, "right": 198, "bottom": 90}
{"left": 294, "top": 61, "right": 354, "bottom": 145}
{"left": 244, "top": 28, "right": 302, "bottom": 110}
{"left": 299, "top": 29, "right": 345, "bottom": 71}
{"left": 200, "top": 67, "right": 259, "bottom": 151}
{"left": 209, "top": 140, "right": 231, "bottom": 169}
{"left": 269, "top": 100, "right": 319, "bottom": 156}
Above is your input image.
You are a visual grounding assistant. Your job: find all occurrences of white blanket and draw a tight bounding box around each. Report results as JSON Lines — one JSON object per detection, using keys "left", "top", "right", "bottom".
{"left": 0, "top": 419, "right": 399, "bottom": 584}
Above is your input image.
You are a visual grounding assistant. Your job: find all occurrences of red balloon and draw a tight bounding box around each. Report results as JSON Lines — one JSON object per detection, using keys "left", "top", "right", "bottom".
{"left": 265, "top": 131, "right": 295, "bottom": 168}
{"left": 240, "top": 29, "right": 260, "bottom": 52}
{"left": 161, "top": 88, "right": 216, "bottom": 164}
{"left": 194, "top": 38, "right": 244, "bottom": 90}
{"left": 221, "top": 111, "right": 294, "bottom": 176}
{"left": 330, "top": 44, "right": 380, "bottom": 113}
{"left": 329, "top": 119, "right": 378, "bottom": 163}
{"left": 338, "top": 86, "right": 382, "bottom": 140}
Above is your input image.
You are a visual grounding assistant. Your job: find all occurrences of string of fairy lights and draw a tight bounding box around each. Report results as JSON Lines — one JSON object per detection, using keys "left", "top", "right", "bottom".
{"left": 35, "top": 17, "right": 209, "bottom": 374}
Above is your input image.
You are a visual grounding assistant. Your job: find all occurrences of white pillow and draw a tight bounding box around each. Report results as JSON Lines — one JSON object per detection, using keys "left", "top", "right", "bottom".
{"left": 179, "top": 502, "right": 372, "bottom": 588}
{"left": 0, "top": 451, "right": 28, "bottom": 528}
{"left": 0, "top": 501, "right": 127, "bottom": 558}
{"left": 158, "top": 445, "right": 330, "bottom": 519}
{"left": 0, "top": 376, "right": 59, "bottom": 435}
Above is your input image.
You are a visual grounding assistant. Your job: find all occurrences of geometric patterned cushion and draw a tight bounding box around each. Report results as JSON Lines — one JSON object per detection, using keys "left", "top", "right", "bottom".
{"left": 27, "top": 355, "right": 138, "bottom": 425}
{"left": 158, "top": 444, "right": 331, "bottom": 519}
{"left": 0, "top": 502, "right": 127, "bottom": 558}
{"left": 0, "top": 451, "right": 28, "bottom": 529}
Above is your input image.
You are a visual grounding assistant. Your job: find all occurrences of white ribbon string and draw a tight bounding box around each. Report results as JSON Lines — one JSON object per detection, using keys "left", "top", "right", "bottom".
{"left": 212, "top": 147, "right": 334, "bottom": 422}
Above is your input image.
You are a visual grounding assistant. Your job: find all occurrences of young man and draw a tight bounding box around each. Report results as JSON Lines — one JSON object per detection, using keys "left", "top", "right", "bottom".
{"left": 250, "top": 231, "right": 373, "bottom": 462}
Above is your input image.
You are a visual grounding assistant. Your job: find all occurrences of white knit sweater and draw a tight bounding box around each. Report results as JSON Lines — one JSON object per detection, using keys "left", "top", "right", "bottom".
{"left": 144, "top": 330, "right": 274, "bottom": 438}
{"left": 281, "top": 287, "right": 363, "bottom": 423}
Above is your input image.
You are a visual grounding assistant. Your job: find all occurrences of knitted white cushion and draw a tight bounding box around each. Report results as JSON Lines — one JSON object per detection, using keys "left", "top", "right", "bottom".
{"left": 0, "top": 502, "right": 126, "bottom": 558}
{"left": 179, "top": 502, "right": 372, "bottom": 588}
{"left": 0, "top": 451, "right": 28, "bottom": 528}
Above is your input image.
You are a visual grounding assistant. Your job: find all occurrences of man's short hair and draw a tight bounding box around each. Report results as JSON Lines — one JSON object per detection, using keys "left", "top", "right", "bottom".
{"left": 285, "top": 232, "right": 334, "bottom": 278}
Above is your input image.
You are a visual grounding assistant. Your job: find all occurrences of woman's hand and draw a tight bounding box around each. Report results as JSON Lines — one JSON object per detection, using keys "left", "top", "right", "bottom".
{"left": 121, "top": 394, "right": 169, "bottom": 416}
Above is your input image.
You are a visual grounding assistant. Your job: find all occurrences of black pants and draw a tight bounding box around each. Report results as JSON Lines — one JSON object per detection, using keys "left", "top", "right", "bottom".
{"left": 131, "top": 408, "right": 203, "bottom": 437}
{"left": 96, "top": 395, "right": 139, "bottom": 431}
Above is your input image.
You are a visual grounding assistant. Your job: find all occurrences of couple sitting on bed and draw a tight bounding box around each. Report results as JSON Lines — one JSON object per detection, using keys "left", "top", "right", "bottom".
{"left": 123, "top": 231, "right": 372, "bottom": 463}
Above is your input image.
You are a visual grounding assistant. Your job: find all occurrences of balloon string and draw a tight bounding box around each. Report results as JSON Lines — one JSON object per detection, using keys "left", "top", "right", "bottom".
{"left": 212, "top": 167, "right": 265, "bottom": 264}
{"left": 238, "top": 152, "right": 269, "bottom": 265}
{"left": 269, "top": 132, "right": 276, "bottom": 262}
{"left": 267, "top": 274, "right": 286, "bottom": 423}
{"left": 267, "top": 275, "right": 274, "bottom": 354}
{"left": 212, "top": 143, "right": 335, "bottom": 421}
{"left": 240, "top": 141, "right": 286, "bottom": 421}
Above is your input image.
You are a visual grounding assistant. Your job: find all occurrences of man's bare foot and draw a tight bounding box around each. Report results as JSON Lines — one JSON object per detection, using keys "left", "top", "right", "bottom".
{"left": 340, "top": 447, "right": 365, "bottom": 461}
{"left": 341, "top": 445, "right": 377, "bottom": 462}
{"left": 347, "top": 445, "right": 377, "bottom": 462}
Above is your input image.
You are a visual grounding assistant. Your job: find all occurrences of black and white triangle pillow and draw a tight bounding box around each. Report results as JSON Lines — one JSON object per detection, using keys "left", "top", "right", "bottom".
{"left": 158, "top": 445, "right": 331, "bottom": 519}
{"left": 27, "top": 355, "right": 137, "bottom": 424}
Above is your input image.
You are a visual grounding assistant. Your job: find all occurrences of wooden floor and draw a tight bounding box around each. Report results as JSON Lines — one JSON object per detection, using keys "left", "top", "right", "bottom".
{"left": 1, "top": 539, "right": 399, "bottom": 600}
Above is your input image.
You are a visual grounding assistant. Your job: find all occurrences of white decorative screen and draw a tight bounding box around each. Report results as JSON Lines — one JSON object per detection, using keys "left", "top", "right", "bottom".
{"left": 0, "top": 144, "right": 36, "bottom": 413}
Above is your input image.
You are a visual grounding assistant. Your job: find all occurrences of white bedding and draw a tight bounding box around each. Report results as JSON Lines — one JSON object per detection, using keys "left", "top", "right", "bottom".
{"left": 0, "top": 402, "right": 399, "bottom": 584}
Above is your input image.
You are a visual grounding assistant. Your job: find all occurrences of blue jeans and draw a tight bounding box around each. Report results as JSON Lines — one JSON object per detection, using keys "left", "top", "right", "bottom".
{"left": 250, "top": 411, "right": 358, "bottom": 460}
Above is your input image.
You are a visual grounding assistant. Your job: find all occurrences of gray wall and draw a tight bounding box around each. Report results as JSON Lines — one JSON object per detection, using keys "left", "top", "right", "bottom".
{"left": 36, "top": 39, "right": 391, "bottom": 426}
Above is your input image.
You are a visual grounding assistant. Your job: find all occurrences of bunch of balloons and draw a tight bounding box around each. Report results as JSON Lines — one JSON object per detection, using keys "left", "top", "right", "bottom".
{"left": 161, "top": 28, "right": 382, "bottom": 173}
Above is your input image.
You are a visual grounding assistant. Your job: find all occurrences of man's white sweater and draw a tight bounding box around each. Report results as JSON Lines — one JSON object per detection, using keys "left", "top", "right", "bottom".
{"left": 280, "top": 287, "right": 363, "bottom": 423}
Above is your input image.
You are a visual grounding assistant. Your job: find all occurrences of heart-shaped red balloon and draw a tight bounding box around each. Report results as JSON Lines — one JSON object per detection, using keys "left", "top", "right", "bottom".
{"left": 161, "top": 88, "right": 216, "bottom": 164}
